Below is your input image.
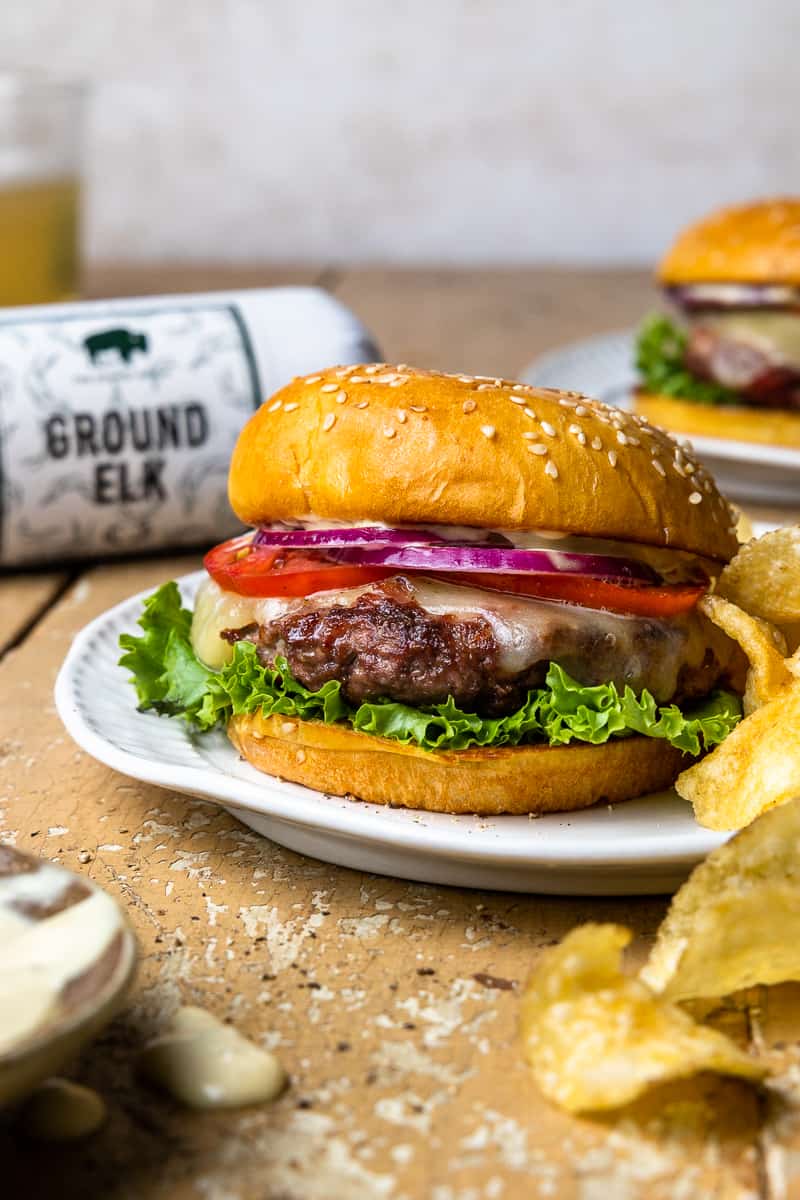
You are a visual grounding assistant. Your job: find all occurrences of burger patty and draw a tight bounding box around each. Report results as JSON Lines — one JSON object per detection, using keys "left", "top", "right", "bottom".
{"left": 685, "top": 325, "right": 800, "bottom": 407}
{"left": 221, "top": 578, "right": 741, "bottom": 716}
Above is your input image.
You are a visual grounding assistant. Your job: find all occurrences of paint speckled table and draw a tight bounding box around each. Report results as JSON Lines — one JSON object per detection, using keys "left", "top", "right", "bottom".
{"left": 3, "top": 266, "right": 800, "bottom": 1200}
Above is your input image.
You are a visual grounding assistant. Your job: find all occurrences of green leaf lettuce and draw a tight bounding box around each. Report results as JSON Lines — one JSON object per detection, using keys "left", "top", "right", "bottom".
{"left": 635, "top": 314, "right": 739, "bottom": 406}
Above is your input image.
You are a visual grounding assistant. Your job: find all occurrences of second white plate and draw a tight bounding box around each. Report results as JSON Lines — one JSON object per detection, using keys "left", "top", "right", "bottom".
{"left": 522, "top": 329, "right": 800, "bottom": 505}
{"left": 54, "top": 572, "right": 730, "bottom": 896}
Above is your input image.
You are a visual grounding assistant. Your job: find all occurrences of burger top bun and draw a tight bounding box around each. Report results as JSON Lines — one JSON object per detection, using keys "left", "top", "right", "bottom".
{"left": 229, "top": 364, "right": 739, "bottom": 561}
{"left": 659, "top": 198, "right": 800, "bottom": 285}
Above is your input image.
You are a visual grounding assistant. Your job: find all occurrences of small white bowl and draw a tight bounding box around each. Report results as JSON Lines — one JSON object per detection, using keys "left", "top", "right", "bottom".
{"left": 0, "top": 846, "right": 137, "bottom": 1109}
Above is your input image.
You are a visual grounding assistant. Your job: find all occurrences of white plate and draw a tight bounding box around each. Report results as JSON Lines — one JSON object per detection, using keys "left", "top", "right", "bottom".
{"left": 54, "top": 571, "right": 732, "bottom": 896}
{"left": 522, "top": 330, "right": 800, "bottom": 505}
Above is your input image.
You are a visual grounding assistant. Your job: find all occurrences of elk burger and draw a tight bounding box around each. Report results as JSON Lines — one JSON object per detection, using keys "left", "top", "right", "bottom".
{"left": 121, "top": 364, "right": 744, "bottom": 815}
{"left": 636, "top": 198, "right": 800, "bottom": 447}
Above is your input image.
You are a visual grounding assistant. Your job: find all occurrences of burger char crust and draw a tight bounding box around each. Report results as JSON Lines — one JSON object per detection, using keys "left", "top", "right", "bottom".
{"left": 221, "top": 578, "right": 740, "bottom": 716}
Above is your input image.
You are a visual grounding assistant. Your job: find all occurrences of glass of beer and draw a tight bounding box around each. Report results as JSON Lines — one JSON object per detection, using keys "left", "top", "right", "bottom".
{"left": 0, "top": 72, "right": 85, "bottom": 306}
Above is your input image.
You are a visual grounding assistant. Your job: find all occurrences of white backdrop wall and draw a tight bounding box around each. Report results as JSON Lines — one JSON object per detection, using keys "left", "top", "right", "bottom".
{"left": 4, "top": 0, "right": 799, "bottom": 264}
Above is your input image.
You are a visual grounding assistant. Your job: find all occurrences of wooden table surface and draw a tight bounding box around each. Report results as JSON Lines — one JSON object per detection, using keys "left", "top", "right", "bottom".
{"left": 3, "top": 266, "right": 800, "bottom": 1200}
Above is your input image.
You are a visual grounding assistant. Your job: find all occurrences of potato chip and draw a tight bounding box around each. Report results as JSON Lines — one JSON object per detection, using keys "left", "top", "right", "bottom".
{"left": 717, "top": 525, "right": 800, "bottom": 628}
{"left": 519, "top": 923, "right": 764, "bottom": 1113}
{"left": 641, "top": 798, "right": 800, "bottom": 1002}
{"left": 735, "top": 510, "right": 754, "bottom": 544}
{"left": 676, "top": 679, "right": 800, "bottom": 830}
{"left": 699, "top": 593, "right": 790, "bottom": 713}
{"left": 790, "top": 642, "right": 800, "bottom": 678}
{"left": 783, "top": 622, "right": 800, "bottom": 656}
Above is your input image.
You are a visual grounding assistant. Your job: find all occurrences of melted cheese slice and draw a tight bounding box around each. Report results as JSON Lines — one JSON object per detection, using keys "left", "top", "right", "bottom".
{"left": 191, "top": 575, "right": 704, "bottom": 701}
{"left": 193, "top": 575, "right": 639, "bottom": 675}
{"left": 697, "top": 311, "right": 800, "bottom": 370}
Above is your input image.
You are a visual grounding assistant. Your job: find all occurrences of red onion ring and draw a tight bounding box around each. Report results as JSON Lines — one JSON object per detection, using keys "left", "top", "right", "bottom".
{"left": 253, "top": 537, "right": 658, "bottom": 583}
{"left": 328, "top": 544, "right": 657, "bottom": 581}
{"left": 667, "top": 283, "right": 800, "bottom": 313}
{"left": 253, "top": 526, "right": 445, "bottom": 549}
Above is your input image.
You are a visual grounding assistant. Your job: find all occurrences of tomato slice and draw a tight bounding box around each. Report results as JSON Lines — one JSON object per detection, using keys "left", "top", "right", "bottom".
{"left": 205, "top": 535, "right": 706, "bottom": 614}
{"left": 204, "top": 535, "right": 396, "bottom": 597}
{"left": 433, "top": 571, "right": 706, "bottom": 617}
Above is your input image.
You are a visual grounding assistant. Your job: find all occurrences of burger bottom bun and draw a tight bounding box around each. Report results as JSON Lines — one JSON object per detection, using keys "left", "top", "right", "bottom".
{"left": 635, "top": 391, "right": 800, "bottom": 449}
{"left": 227, "top": 712, "right": 690, "bottom": 816}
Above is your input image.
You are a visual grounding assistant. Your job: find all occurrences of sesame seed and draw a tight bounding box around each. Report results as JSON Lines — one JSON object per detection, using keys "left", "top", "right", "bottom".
{"left": 567, "top": 423, "right": 581, "bottom": 434}
{"left": 462, "top": 399, "right": 477, "bottom": 414}
{"left": 409, "top": 405, "right": 427, "bottom": 413}
{"left": 672, "top": 461, "right": 686, "bottom": 477}
{"left": 281, "top": 720, "right": 297, "bottom": 734}
{"left": 510, "top": 395, "right": 526, "bottom": 405}
{"left": 389, "top": 378, "right": 408, "bottom": 387}
{"left": 545, "top": 460, "right": 559, "bottom": 479}
{"left": 628, "top": 435, "right": 640, "bottom": 446}
{"left": 477, "top": 383, "right": 496, "bottom": 392}
{"left": 335, "top": 367, "right": 352, "bottom": 378}
{"left": 350, "top": 376, "right": 367, "bottom": 384}
{"left": 689, "top": 491, "right": 703, "bottom": 505}
{"left": 652, "top": 459, "right": 666, "bottom": 476}
{"left": 356, "top": 400, "right": 369, "bottom": 409}
{"left": 608, "top": 450, "right": 618, "bottom": 467}
{"left": 397, "top": 409, "right": 408, "bottom": 423}
{"left": 523, "top": 408, "right": 537, "bottom": 420}
{"left": 480, "top": 424, "right": 496, "bottom": 439}
{"left": 283, "top": 402, "right": 299, "bottom": 412}
{"left": 577, "top": 431, "right": 587, "bottom": 445}
{"left": 304, "top": 375, "right": 322, "bottom": 385}
{"left": 364, "top": 365, "right": 379, "bottom": 374}
{"left": 704, "top": 479, "right": 713, "bottom": 494}
{"left": 336, "top": 390, "right": 347, "bottom": 403}
{"left": 558, "top": 397, "right": 577, "bottom": 408}
{"left": 396, "top": 362, "right": 409, "bottom": 370}
{"left": 458, "top": 375, "right": 474, "bottom": 383}
{"left": 322, "top": 412, "right": 336, "bottom": 431}
{"left": 522, "top": 431, "right": 537, "bottom": 439}
{"left": 527, "top": 442, "right": 548, "bottom": 455}
{"left": 320, "top": 382, "right": 338, "bottom": 393}
{"left": 384, "top": 427, "right": 396, "bottom": 438}
{"left": 575, "top": 405, "right": 588, "bottom": 416}
{"left": 684, "top": 462, "right": 696, "bottom": 474}
{"left": 591, "top": 436, "right": 603, "bottom": 451}
{"left": 512, "top": 383, "right": 527, "bottom": 392}
{"left": 616, "top": 431, "right": 628, "bottom": 445}
{"left": 267, "top": 399, "right": 281, "bottom": 412}
{"left": 540, "top": 421, "right": 557, "bottom": 437}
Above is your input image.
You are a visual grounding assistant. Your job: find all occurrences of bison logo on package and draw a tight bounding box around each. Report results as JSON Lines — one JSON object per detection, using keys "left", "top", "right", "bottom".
{"left": 83, "top": 327, "right": 149, "bottom": 364}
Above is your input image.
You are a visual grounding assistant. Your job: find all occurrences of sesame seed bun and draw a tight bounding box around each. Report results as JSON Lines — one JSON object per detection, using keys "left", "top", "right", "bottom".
{"left": 229, "top": 364, "right": 738, "bottom": 562}
{"left": 659, "top": 198, "right": 800, "bottom": 285}
{"left": 635, "top": 391, "right": 800, "bottom": 450}
{"left": 228, "top": 711, "right": 689, "bottom": 816}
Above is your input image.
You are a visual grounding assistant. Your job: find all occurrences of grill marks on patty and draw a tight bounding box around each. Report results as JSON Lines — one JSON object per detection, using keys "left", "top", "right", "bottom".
{"left": 221, "top": 578, "right": 740, "bottom": 716}
{"left": 261, "top": 587, "right": 504, "bottom": 712}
